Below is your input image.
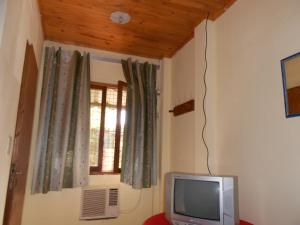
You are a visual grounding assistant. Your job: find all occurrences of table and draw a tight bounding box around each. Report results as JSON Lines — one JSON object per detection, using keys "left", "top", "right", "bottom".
{"left": 143, "top": 213, "right": 253, "bottom": 225}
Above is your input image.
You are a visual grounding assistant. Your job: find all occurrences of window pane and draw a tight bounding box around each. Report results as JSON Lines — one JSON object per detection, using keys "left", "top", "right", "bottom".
{"left": 122, "top": 90, "right": 127, "bottom": 107}
{"left": 102, "top": 88, "right": 118, "bottom": 172}
{"left": 89, "top": 85, "right": 127, "bottom": 173}
{"left": 89, "top": 89, "right": 102, "bottom": 167}
{"left": 107, "top": 88, "right": 118, "bottom": 106}
{"left": 119, "top": 108, "right": 126, "bottom": 168}
{"left": 91, "top": 88, "right": 103, "bottom": 105}
{"left": 119, "top": 90, "right": 127, "bottom": 169}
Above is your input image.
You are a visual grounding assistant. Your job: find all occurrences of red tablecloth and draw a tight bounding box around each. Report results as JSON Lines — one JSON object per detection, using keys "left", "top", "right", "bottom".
{"left": 143, "top": 213, "right": 253, "bottom": 225}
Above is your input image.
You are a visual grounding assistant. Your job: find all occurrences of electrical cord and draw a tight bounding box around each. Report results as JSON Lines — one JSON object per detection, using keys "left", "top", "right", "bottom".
{"left": 120, "top": 190, "right": 142, "bottom": 214}
{"left": 201, "top": 13, "right": 213, "bottom": 176}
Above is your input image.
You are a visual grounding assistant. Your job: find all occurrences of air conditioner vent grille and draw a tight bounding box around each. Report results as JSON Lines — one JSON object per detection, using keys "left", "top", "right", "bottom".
{"left": 109, "top": 188, "right": 118, "bottom": 206}
{"left": 80, "top": 187, "right": 119, "bottom": 220}
{"left": 81, "top": 189, "right": 106, "bottom": 218}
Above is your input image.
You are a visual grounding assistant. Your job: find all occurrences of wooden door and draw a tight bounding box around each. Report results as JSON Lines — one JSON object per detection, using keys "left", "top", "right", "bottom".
{"left": 3, "top": 42, "right": 38, "bottom": 225}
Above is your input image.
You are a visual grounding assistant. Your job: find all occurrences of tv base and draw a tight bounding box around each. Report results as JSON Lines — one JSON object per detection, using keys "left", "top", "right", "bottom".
{"left": 143, "top": 213, "right": 253, "bottom": 225}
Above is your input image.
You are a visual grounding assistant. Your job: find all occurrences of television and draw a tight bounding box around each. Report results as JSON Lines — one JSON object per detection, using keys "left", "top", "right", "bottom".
{"left": 165, "top": 172, "right": 239, "bottom": 225}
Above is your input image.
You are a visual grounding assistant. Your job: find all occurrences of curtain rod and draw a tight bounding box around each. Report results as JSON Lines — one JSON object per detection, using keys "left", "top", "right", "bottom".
{"left": 90, "top": 54, "right": 160, "bottom": 69}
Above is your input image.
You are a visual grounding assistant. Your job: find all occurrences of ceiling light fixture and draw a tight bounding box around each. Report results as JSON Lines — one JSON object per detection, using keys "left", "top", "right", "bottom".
{"left": 110, "top": 11, "right": 131, "bottom": 24}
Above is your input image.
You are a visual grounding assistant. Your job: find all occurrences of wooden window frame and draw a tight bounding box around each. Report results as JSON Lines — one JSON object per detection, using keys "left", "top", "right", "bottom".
{"left": 89, "top": 81, "right": 127, "bottom": 175}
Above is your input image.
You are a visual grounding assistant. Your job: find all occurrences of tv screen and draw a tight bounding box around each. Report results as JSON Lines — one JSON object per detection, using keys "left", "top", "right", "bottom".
{"left": 174, "top": 179, "right": 220, "bottom": 221}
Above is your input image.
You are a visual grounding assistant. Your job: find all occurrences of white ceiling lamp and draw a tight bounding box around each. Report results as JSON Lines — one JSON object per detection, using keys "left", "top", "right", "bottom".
{"left": 110, "top": 11, "right": 131, "bottom": 24}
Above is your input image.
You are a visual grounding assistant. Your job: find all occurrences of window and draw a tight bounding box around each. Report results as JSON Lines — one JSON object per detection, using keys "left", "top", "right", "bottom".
{"left": 89, "top": 81, "right": 127, "bottom": 174}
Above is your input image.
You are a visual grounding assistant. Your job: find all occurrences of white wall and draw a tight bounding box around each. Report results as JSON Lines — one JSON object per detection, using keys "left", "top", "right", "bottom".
{"left": 215, "top": 0, "right": 300, "bottom": 224}
{"left": 21, "top": 41, "right": 163, "bottom": 225}
{"left": 0, "top": 0, "right": 44, "bottom": 222}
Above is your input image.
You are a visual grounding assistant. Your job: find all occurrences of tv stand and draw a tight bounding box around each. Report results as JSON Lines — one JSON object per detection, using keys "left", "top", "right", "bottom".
{"left": 143, "top": 213, "right": 253, "bottom": 225}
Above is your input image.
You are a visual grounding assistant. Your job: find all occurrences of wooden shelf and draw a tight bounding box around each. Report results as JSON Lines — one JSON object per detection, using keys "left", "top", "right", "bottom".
{"left": 169, "top": 100, "right": 194, "bottom": 116}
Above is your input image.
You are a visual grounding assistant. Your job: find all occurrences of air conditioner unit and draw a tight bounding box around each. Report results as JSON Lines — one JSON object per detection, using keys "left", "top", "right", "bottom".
{"left": 80, "top": 186, "right": 119, "bottom": 220}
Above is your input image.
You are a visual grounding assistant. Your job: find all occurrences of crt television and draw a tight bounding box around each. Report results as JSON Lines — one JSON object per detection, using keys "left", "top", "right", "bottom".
{"left": 165, "top": 172, "right": 239, "bottom": 225}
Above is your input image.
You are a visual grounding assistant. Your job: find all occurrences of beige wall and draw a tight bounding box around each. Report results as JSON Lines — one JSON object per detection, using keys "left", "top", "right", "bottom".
{"left": 194, "top": 21, "right": 218, "bottom": 174}
{"left": 21, "top": 41, "right": 163, "bottom": 225}
{"left": 215, "top": 0, "right": 300, "bottom": 224}
{"left": 155, "top": 58, "right": 172, "bottom": 212}
{"left": 22, "top": 176, "right": 154, "bottom": 225}
{"left": 170, "top": 39, "right": 196, "bottom": 172}
{"left": 0, "top": 0, "right": 44, "bottom": 222}
{"left": 0, "top": 0, "right": 7, "bottom": 45}
{"left": 169, "top": 22, "right": 218, "bottom": 175}
{"left": 168, "top": 0, "right": 300, "bottom": 224}
{"left": 2, "top": 0, "right": 299, "bottom": 224}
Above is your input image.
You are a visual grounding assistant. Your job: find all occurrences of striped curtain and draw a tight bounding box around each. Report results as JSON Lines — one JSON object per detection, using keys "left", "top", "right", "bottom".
{"left": 31, "top": 47, "right": 90, "bottom": 193}
{"left": 120, "top": 58, "right": 157, "bottom": 189}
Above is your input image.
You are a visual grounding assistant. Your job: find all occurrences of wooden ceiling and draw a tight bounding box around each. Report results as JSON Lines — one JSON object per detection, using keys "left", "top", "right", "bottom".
{"left": 39, "top": 0, "right": 236, "bottom": 59}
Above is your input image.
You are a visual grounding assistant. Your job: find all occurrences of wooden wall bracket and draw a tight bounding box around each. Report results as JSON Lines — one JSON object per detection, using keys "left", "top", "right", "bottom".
{"left": 169, "top": 100, "right": 194, "bottom": 116}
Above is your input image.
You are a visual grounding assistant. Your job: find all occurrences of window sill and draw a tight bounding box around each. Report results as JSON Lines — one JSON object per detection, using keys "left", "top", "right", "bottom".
{"left": 89, "top": 172, "right": 121, "bottom": 176}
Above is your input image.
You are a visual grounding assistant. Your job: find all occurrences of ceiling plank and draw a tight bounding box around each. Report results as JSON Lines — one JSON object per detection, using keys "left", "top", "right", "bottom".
{"left": 39, "top": 0, "right": 237, "bottom": 58}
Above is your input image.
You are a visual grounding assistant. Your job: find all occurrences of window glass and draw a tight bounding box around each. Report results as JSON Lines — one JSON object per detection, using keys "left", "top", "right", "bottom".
{"left": 119, "top": 90, "right": 127, "bottom": 168}
{"left": 88, "top": 84, "right": 127, "bottom": 174}
{"left": 89, "top": 89, "right": 102, "bottom": 167}
{"left": 102, "top": 88, "right": 118, "bottom": 172}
